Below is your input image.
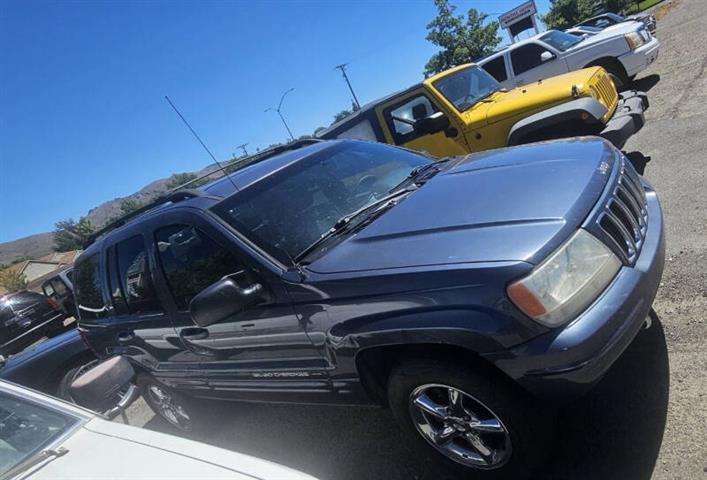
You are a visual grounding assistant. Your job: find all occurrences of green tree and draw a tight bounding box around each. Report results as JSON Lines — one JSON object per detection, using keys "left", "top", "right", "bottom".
{"left": 166, "top": 172, "right": 198, "bottom": 190}
{"left": 424, "top": 0, "right": 501, "bottom": 77}
{"left": 0, "top": 268, "right": 27, "bottom": 293}
{"left": 604, "top": 0, "right": 631, "bottom": 13}
{"left": 543, "top": 0, "right": 595, "bottom": 30}
{"left": 332, "top": 109, "right": 352, "bottom": 124}
{"left": 119, "top": 197, "right": 143, "bottom": 215}
{"left": 53, "top": 217, "right": 96, "bottom": 252}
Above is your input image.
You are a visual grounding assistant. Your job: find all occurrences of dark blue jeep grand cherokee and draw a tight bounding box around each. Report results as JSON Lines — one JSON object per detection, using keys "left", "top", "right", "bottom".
{"left": 76, "top": 138, "right": 663, "bottom": 478}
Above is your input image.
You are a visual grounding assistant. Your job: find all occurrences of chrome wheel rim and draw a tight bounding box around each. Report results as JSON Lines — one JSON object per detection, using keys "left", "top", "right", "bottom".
{"left": 409, "top": 383, "right": 511, "bottom": 469}
{"left": 147, "top": 384, "right": 192, "bottom": 431}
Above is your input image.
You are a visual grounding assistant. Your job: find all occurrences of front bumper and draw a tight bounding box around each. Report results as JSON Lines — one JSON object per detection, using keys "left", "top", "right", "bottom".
{"left": 485, "top": 185, "right": 664, "bottom": 401}
{"left": 599, "top": 90, "right": 649, "bottom": 149}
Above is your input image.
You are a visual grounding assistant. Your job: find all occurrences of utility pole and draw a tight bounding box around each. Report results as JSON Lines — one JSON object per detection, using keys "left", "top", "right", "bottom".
{"left": 265, "top": 87, "right": 295, "bottom": 141}
{"left": 335, "top": 63, "right": 361, "bottom": 111}
{"left": 236, "top": 143, "right": 249, "bottom": 156}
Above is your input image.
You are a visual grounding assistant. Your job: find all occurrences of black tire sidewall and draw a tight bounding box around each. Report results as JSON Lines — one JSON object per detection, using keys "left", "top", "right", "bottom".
{"left": 388, "top": 360, "right": 551, "bottom": 480}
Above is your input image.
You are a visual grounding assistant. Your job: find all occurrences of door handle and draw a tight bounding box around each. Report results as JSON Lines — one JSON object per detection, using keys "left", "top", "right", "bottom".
{"left": 117, "top": 331, "right": 134, "bottom": 343}
{"left": 181, "top": 327, "right": 209, "bottom": 341}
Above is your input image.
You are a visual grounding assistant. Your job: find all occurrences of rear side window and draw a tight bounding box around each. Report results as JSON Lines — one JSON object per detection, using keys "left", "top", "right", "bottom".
{"left": 74, "top": 254, "right": 107, "bottom": 321}
{"left": 155, "top": 225, "right": 243, "bottom": 310}
{"left": 106, "top": 246, "right": 129, "bottom": 315}
{"left": 115, "top": 235, "right": 161, "bottom": 314}
{"left": 511, "top": 43, "right": 553, "bottom": 75}
{"left": 481, "top": 56, "right": 508, "bottom": 82}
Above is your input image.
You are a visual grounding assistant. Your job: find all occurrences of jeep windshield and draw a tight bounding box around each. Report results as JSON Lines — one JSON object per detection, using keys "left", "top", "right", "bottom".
{"left": 432, "top": 65, "right": 501, "bottom": 112}
{"left": 539, "top": 30, "right": 584, "bottom": 51}
{"left": 212, "top": 141, "right": 431, "bottom": 264}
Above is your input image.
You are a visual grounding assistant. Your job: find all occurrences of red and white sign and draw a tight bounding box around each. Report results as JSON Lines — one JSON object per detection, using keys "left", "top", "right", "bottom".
{"left": 499, "top": 0, "right": 537, "bottom": 28}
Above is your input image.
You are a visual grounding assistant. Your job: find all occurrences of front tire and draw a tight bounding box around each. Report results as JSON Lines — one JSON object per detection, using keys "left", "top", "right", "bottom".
{"left": 388, "top": 359, "right": 551, "bottom": 479}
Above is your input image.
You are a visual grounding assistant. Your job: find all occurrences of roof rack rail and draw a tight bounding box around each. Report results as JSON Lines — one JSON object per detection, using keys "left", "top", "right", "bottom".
{"left": 83, "top": 189, "right": 205, "bottom": 248}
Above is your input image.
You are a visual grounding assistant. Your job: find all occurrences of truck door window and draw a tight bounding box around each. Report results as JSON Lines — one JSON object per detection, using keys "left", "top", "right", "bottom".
{"left": 74, "top": 254, "right": 108, "bottom": 321}
{"left": 511, "top": 43, "right": 554, "bottom": 75}
{"left": 335, "top": 119, "right": 377, "bottom": 141}
{"left": 155, "top": 225, "right": 245, "bottom": 311}
{"left": 384, "top": 95, "right": 439, "bottom": 144}
{"left": 115, "top": 235, "right": 162, "bottom": 314}
{"left": 482, "top": 56, "right": 508, "bottom": 82}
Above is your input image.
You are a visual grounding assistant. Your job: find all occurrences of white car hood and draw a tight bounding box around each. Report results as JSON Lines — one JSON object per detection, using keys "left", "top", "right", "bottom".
{"left": 28, "top": 418, "right": 316, "bottom": 480}
{"left": 568, "top": 21, "right": 642, "bottom": 48}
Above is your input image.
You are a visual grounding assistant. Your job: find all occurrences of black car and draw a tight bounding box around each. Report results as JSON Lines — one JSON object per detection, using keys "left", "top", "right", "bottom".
{"left": 0, "top": 290, "right": 66, "bottom": 356}
{"left": 41, "top": 267, "right": 77, "bottom": 319}
{"left": 76, "top": 139, "right": 663, "bottom": 478}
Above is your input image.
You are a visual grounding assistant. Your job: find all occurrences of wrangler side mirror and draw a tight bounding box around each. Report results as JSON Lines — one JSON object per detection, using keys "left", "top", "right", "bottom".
{"left": 413, "top": 111, "right": 451, "bottom": 136}
{"left": 189, "top": 274, "right": 267, "bottom": 328}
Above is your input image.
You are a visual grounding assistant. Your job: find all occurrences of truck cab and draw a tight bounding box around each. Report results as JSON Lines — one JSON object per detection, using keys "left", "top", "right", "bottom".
{"left": 318, "top": 63, "right": 647, "bottom": 155}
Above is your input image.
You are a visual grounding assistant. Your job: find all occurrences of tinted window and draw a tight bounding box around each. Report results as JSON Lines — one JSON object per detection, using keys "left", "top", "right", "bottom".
{"left": 74, "top": 254, "right": 107, "bottom": 321}
{"left": 155, "top": 225, "right": 244, "bottom": 310}
{"left": 214, "top": 141, "right": 429, "bottom": 262}
{"left": 385, "top": 95, "right": 439, "bottom": 142}
{"left": 115, "top": 236, "right": 161, "bottom": 314}
{"left": 481, "top": 56, "right": 508, "bottom": 82}
{"left": 0, "top": 392, "right": 77, "bottom": 475}
{"left": 432, "top": 66, "right": 500, "bottom": 111}
{"left": 106, "top": 246, "right": 128, "bottom": 315}
{"left": 511, "top": 43, "right": 554, "bottom": 75}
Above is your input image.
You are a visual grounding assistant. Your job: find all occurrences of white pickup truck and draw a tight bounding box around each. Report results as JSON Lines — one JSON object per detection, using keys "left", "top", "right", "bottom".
{"left": 477, "top": 24, "right": 659, "bottom": 89}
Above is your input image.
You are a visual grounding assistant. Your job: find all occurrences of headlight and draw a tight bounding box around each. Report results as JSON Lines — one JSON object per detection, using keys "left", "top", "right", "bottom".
{"left": 507, "top": 229, "right": 621, "bottom": 327}
{"left": 624, "top": 31, "right": 645, "bottom": 49}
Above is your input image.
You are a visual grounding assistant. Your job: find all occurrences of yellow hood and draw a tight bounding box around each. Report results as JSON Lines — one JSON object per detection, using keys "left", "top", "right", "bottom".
{"left": 463, "top": 67, "right": 606, "bottom": 126}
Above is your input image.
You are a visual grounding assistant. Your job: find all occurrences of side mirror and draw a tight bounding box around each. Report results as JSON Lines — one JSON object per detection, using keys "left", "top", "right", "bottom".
{"left": 413, "top": 111, "right": 451, "bottom": 136}
{"left": 540, "top": 51, "right": 555, "bottom": 62}
{"left": 189, "top": 275, "right": 266, "bottom": 328}
{"left": 69, "top": 356, "right": 139, "bottom": 418}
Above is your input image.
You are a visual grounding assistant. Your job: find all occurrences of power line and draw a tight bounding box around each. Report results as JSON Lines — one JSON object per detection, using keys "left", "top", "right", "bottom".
{"left": 236, "top": 143, "right": 249, "bottom": 156}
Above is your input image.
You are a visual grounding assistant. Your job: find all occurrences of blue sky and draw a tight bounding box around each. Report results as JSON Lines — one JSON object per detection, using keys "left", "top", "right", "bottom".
{"left": 0, "top": 0, "right": 550, "bottom": 243}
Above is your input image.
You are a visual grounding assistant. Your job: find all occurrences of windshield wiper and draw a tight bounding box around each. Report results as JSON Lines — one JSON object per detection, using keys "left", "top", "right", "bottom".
{"left": 296, "top": 187, "right": 415, "bottom": 263}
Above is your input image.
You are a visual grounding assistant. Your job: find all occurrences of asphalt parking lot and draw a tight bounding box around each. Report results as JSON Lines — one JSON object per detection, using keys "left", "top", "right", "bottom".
{"left": 121, "top": 1, "right": 707, "bottom": 478}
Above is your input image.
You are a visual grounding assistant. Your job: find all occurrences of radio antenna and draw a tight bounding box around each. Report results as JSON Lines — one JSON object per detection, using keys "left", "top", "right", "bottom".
{"left": 164, "top": 95, "right": 239, "bottom": 192}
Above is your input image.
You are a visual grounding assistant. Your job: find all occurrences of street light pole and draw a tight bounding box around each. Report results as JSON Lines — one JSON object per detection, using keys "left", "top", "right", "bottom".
{"left": 265, "top": 88, "right": 295, "bottom": 141}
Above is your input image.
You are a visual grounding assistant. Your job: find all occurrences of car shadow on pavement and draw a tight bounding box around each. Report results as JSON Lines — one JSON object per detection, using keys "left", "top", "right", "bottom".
{"left": 144, "top": 313, "right": 669, "bottom": 480}
{"left": 632, "top": 74, "right": 661, "bottom": 93}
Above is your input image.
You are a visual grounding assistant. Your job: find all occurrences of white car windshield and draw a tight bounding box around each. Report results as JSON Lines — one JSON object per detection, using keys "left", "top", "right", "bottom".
{"left": 0, "top": 392, "right": 78, "bottom": 476}
{"left": 539, "top": 30, "right": 584, "bottom": 51}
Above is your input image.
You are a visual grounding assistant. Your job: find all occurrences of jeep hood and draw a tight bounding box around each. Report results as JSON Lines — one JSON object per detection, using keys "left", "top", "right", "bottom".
{"left": 463, "top": 68, "right": 603, "bottom": 126}
{"left": 307, "top": 138, "right": 617, "bottom": 274}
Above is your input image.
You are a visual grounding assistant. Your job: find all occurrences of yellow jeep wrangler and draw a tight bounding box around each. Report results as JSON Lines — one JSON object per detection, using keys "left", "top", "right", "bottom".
{"left": 318, "top": 63, "right": 648, "bottom": 157}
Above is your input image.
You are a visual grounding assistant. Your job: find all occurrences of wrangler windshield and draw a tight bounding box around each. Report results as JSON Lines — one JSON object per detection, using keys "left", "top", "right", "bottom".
{"left": 212, "top": 141, "right": 429, "bottom": 263}
{"left": 432, "top": 66, "right": 501, "bottom": 112}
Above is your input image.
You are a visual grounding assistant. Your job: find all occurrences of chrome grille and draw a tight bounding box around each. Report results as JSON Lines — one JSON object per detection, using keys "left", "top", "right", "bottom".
{"left": 595, "top": 71, "right": 619, "bottom": 111}
{"left": 597, "top": 158, "right": 648, "bottom": 265}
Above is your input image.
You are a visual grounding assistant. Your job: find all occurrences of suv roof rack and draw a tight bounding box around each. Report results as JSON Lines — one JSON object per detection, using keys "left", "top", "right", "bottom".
{"left": 83, "top": 189, "right": 207, "bottom": 248}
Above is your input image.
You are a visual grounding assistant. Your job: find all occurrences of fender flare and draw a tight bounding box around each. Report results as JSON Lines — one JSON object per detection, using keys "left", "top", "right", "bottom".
{"left": 507, "top": 98, "right": 608, "bottom": 146}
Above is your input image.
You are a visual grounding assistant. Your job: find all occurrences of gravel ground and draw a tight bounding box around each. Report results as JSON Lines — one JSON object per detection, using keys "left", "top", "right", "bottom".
{"left": 120, "top": 2, "right": 706, "bottom": 477}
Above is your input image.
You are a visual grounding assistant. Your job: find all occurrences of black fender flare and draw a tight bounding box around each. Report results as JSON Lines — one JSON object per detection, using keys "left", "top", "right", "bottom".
{"left": 507, "top": 98, "right": 608, "bottom": 146}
